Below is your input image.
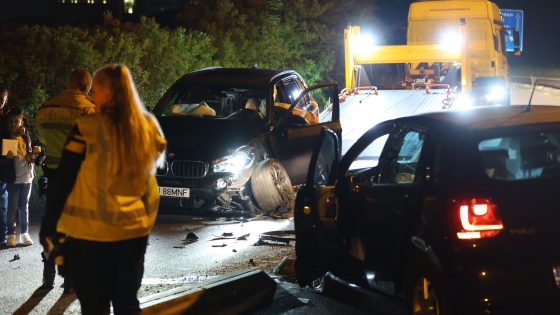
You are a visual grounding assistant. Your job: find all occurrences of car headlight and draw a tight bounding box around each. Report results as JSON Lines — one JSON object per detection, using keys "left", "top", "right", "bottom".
{"left": 213, "top": 146, "right": 255, "bottom": 175}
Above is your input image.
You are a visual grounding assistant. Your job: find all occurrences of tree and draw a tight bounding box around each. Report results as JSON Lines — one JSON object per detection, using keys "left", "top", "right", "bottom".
{"left": 173, "top": 0, "right": 377, "bottom": 85}
{"left": 0, "top": 14, "right": 216, "bottom": 119}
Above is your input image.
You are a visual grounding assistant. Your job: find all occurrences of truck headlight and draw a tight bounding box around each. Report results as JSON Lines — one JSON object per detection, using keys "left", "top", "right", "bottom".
{"left": 485, "top": 85, "right": 506, "bottom": 103}
{"left": 213, "top": 146, "right": 255, "bottom": 176}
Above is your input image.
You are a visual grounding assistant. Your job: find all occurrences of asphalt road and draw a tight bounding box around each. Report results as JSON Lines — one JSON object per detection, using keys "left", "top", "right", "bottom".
{"left": 0, "top": 212, "right": 410, "bottom": 315}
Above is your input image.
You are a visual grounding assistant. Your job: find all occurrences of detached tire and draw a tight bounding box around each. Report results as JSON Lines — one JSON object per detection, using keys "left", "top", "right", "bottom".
{"left": 250, "top": 159, "right": 294, "bottom": 215}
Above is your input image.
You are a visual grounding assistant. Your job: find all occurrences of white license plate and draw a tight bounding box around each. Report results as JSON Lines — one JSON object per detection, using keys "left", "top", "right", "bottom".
{"left": 159, "top": 186, "right": 190, "bottom": 198}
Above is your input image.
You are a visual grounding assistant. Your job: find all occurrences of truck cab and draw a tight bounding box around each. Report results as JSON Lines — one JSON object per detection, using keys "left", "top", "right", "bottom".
{"left": 407, "top": 0, "right": 511, "bottom": 102}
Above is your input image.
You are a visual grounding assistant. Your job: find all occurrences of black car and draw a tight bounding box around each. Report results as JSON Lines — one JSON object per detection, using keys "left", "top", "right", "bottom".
{"left": 152, "top": 67, "right": 340, "bottom": 216}
{"left": 295, "top": 105, "right": 560, "bottom": 314}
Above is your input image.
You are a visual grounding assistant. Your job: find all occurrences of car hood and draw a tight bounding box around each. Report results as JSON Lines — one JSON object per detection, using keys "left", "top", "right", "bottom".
{"left": 157, "top": 116, "right": 268, "bottom": 161}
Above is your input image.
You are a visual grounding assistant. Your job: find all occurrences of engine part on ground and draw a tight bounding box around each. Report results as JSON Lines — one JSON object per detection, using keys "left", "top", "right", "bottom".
{"left": 259, "top": 230, "right": 296, "bottom": 244}
{"left": 250, "top": 159, "right": 294, "bottom": 215}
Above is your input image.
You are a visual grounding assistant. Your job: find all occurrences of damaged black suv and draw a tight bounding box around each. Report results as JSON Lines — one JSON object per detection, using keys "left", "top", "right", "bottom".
{"left": 152, "top": 67, "right": 340, "bottom": 217}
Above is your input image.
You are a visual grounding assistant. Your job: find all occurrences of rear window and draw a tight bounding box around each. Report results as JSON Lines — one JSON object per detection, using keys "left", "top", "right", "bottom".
{"left": 478, "top": 128, "right": 560, "bottom": 181}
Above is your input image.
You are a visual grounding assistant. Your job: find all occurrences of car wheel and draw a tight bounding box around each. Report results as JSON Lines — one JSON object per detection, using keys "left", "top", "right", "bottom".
{"left": 250, "top": 159, "right": 294, "bottom": 215}
{"left": 411, "top": 273, "right": 446, "bottom": 315}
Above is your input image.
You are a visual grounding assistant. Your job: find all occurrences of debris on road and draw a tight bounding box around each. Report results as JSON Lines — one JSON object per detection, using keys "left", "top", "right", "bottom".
{"left": 183, "top": 232, "right": 199, "bottom": 244}
{"left": 173, "top": 246, "right": 186, "bottom": 249}
{"left": 210, "top": 232, "right": 250, "bottom": 241}
{"left": 212, "top": 243, "right": 227, "bottom": 247}
{"left": 9, "top": 254, "right": 20, "bottom": 262}
{"left": 236, "top": 233, "right": 250, "bottom": 240}
{"left": 258, "top": 230, "right": 296, "bottom": 245}
{"left": 249, "top": 258, "right": 256, "bottom": 266}
{"left": 232, "top": 249, "right": 237, "bottom": 252}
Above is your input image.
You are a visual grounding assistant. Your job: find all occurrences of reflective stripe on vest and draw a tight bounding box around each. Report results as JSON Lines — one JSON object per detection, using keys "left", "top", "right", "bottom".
{"left": 56, "top": 115, "right": 161, "bottom": 242}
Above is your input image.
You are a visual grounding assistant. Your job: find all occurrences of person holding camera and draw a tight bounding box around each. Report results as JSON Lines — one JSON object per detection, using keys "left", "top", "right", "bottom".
{"left": 40, "top": 64, "right": 166, "bottom": 314}
{"left": 0, "top": 107, "right": 43, "bottom": 247}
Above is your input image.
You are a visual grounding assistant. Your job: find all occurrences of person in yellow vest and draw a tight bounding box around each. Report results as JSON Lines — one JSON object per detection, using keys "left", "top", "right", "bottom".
{"left": 35, "top": 68, "right": 95, "bottom": 291}
{"left": 35, "top": 68, "right": 95, "bottom": 173}
{"left": 39, "top": 64, "right": 166, "bottom": 314}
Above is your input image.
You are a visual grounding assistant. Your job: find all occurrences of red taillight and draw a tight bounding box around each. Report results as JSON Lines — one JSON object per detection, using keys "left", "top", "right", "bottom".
{"left": 455, "top": 198, "right": 504, "bottom": 239}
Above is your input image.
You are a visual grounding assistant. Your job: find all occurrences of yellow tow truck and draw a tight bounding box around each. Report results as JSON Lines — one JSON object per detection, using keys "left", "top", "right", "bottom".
{"left": 344, "top": 0, "right": 521, "bottom": 106}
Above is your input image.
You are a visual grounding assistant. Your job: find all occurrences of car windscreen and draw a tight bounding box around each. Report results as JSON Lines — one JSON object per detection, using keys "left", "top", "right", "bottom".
{"left": 477, "top": 124, "right": 560, "bottom": 181}
{"left": 154, "top": 84, "right": 267, "bottom": 118}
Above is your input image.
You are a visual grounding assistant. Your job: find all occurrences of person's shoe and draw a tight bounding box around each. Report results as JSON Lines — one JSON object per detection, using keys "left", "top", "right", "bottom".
{"left": 20, "top": 233, "right": 33, "bottom": 246}
{"left": 6, "top": 234, "right": 16, "bottom": 247}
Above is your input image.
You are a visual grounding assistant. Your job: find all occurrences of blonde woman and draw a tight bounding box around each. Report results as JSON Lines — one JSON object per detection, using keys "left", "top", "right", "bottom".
{"left": 40, "top": 64, "right": 166, "bottom": 314}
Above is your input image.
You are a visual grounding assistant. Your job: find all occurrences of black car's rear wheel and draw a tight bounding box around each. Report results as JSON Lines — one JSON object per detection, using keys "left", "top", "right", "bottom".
{"left": 250, "top": 159, "right": 294, "bottom": 215}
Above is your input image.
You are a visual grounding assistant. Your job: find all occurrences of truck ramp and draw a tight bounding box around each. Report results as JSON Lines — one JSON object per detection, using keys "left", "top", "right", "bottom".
{"left": 339, "top": 89, "right": 450, "bottom": 154}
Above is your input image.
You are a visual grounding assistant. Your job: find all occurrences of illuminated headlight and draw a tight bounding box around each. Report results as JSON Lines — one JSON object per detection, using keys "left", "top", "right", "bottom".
{"left": 357, "top": 33, "right": 376, "bottom": 53}
{"left": 212, "top": 146, "right": 255, "bottom": 176}
{"left": 440, "top": 30, "right": 462, "bottom": 52}
{"left": 485, "top": 85, "right": 506, "bottom": 103}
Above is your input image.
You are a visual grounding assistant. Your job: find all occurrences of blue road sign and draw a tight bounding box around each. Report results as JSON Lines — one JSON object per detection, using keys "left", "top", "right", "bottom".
{"left": 501, "top": 9, "right": 524, "bottom": 53}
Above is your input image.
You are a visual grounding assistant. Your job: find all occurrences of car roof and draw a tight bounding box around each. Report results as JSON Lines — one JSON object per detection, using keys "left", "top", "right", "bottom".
{"left": 399, "top": 105, "right": 560, "bottom": 130}
{"left": 177, "top": 67, "right": 299, "bottom": 87}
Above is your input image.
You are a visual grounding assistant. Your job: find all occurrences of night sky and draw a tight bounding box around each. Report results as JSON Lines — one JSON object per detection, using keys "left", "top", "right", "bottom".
{"left": 372, "top": 0, "right": 558, "bottom": 68}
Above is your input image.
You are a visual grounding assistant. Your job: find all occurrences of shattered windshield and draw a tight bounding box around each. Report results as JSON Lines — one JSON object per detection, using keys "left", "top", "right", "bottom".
{"left": 154, "top": 84, "right": 268, "bottom": 118}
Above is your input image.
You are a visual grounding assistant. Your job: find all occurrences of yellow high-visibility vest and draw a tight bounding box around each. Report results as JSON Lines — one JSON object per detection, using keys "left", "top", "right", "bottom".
{"left": 35, "top": 89, "right": 95, "bottom": 169}
{"left": 56, "top": 114, "right": 166, "bottom": 242}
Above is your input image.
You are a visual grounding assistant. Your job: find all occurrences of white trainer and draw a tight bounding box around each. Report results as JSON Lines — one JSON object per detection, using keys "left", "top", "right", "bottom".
{"left": 7, "top": 234, "right": 17, "bottom": 247}
{"left": 20, "top": 233, "right": 33, "bottom": 246}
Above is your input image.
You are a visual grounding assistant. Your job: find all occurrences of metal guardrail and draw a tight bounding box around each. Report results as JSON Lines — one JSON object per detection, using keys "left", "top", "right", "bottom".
{"left": 510, "top": 75, "right": 560, "bottom": 90}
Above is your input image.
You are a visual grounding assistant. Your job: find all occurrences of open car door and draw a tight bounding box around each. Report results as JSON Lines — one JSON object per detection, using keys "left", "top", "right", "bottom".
{"left": 269, "top": 82, "right": 341, "bottom": 185}
{"left": 294, "top": 127, "right": 342, "bottom": 286}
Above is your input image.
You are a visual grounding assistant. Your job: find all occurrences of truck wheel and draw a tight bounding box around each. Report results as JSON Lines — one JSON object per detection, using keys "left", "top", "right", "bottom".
{"left": 250, "top": 159, "right": 294, "bottom": 215}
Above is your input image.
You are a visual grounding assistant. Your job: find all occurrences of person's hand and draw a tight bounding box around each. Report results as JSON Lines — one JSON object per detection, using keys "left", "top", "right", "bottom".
{"left": 40, "top": 235, "right": 54, "bottom": 254}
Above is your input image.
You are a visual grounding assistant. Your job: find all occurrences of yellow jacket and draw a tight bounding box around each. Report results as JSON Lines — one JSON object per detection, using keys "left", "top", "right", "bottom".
{"left": 56, "top": 114, "right": 166, "bottom": 242}
{"left": 35, "top": 89, "right": 95, "bottom": 169}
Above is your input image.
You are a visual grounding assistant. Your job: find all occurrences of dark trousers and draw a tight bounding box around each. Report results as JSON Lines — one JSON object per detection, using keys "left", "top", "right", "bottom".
{"left": 42, "top": 166, "right": 73, "bottom": 290}
{"left": 65, "top": 236, "right": 148, "bottom": 315}
{"left": 0, "top": 181, "right": 7, "bottom": 242}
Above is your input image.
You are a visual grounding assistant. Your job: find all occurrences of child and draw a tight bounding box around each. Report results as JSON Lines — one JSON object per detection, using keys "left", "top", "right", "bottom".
{"left": 0, "top": 107, "right": 41, "bottom": 246}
